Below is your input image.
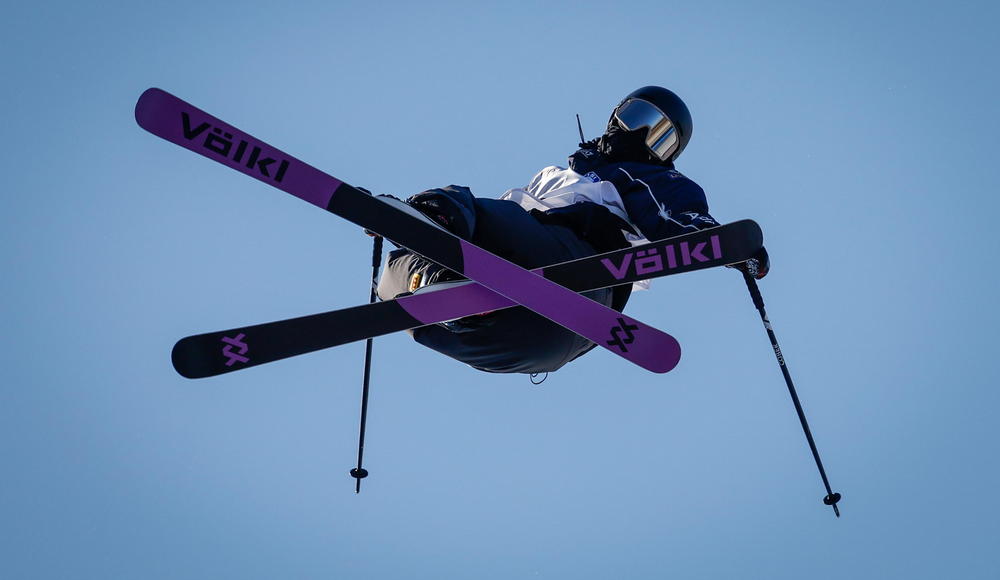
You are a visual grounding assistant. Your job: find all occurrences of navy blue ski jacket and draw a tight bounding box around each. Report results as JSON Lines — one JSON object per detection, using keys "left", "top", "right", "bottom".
{"left": 566, "top": 147, "right": 719, "bottom": 240}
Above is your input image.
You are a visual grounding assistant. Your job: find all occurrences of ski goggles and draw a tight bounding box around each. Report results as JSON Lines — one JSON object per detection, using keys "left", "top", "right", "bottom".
{"left": 612, "top": 98, "right": 679, "bottom": 162}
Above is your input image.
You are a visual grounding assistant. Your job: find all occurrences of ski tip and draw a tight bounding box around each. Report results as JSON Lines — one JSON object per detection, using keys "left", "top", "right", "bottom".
{"left": 134, "top": 87, "right": 169, "bottom": 132}
{"left": 653, "top": 348, "right": 681, "bottom": 374}
{"left": 637, "top": 337, "right": 681, "bottom": 374}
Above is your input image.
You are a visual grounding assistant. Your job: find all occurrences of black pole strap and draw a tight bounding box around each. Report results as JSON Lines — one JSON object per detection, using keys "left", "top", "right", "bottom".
{"left": 742, "top": 271, "right": 842, "bottom": 517}
{"left": 351, "top": 235, "right": 384, "bottom": 492}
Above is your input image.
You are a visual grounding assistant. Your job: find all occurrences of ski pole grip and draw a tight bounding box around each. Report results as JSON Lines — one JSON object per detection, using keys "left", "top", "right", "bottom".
{"left": 742, "top": 271, "right": 765, "bottom": 310}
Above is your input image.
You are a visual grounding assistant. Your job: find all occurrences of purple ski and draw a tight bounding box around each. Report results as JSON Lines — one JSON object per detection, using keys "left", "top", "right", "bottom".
{"left": 135, "top": 88, "right": 681, "bottom": 373}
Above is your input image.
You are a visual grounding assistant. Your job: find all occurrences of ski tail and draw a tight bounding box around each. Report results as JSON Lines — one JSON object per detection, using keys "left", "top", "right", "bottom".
{"left": 171, "top": 300, "right": 427, "bottom": 379}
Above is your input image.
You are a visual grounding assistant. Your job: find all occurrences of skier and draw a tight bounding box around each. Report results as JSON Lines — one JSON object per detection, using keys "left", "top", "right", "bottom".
{"left": 376, "top": 86, "right": 768, "bottom": 374}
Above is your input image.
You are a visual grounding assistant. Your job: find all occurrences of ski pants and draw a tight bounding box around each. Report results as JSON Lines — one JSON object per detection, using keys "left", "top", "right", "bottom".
{"left": 376, "top": 185, "right": 625, "bottom": 374}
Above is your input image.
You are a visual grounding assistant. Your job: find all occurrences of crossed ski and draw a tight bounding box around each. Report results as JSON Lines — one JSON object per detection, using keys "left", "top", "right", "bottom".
{"left": 170, "top": 221, "right": 762, "bottom": 378}
{"left": 137, "top": 88, "right": 763, "bottom": 376}
{"left": 137, "top": 87, "right": 687, "bottom": 373}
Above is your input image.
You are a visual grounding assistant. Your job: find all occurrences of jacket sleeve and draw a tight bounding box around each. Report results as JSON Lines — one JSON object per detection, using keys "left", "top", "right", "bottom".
{"left": 612, "top": 165, "right": 719, "bottom": 241}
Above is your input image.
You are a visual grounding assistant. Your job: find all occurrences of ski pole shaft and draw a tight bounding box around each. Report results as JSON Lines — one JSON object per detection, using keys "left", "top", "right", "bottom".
{"left": 742, "top": 271, "right": 842, "bottom": 517}
{"left": 351, "top": 235, "right": 383, "bottom": 492}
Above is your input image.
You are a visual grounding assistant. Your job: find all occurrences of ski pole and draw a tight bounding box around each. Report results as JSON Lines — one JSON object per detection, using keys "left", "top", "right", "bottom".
{"left": 741, "top": 271, "right": 842, "bottom": 517}
{"left": 351, "top": 234, "right": 383, "bottom": 492}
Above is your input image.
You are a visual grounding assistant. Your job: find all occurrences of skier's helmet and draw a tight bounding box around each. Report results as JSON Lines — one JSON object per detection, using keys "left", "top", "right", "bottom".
{"left": 607, "top": 86, "right": 693, "bottom": 163}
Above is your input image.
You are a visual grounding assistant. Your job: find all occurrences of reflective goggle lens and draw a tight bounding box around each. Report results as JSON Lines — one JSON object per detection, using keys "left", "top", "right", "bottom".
{"left": 613, "top": 98, "right": 679, "bottom": 161}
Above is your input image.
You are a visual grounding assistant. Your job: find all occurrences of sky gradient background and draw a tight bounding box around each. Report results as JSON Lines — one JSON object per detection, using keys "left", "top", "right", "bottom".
{"left": 3, "top": 1, "right": 999, "bottom": 578}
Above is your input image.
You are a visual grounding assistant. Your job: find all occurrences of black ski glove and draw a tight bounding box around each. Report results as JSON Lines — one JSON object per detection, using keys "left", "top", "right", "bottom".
{"left": 728, "top": 246, "right": 770, "bottom": 279}
{"left": 405, "top": 186, "right": 477, "bottom": 240}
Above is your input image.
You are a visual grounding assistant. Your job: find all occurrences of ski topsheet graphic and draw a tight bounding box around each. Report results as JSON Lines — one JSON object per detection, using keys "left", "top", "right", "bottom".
{"left": 135, "top": 88, "right": 682, "bottom": 373}
{"left": 172, "top": 221, "right": 763, "bottom": 378}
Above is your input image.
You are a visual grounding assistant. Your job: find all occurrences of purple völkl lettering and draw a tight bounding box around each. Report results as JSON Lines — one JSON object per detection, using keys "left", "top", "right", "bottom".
{"left": 679, "top": 242, "right": 698, "bottom": 265}
{"left": 665, "top": 244, "right": 677, "bottom": 268}
{"left": 635, "top": 249, "right": 663, "bottom": 276}
{"left": 711, "top": 234, "right": 722, "bottom": 259}
{"left": 600, "top": 234, "right": 723, "bottom": 280}
{"left": 600, "top": 254, "right": 633, "bottom": 280}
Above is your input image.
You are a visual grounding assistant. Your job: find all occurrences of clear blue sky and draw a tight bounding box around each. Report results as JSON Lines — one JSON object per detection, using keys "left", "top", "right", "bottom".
{"left": 3, "top": 1, "right": 999, "bottom": 578}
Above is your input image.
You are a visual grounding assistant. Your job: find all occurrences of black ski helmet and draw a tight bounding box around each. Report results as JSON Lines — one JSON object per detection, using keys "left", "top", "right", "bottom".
{"left": 606, "top": 86, "right": 693, "bottom": 163}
